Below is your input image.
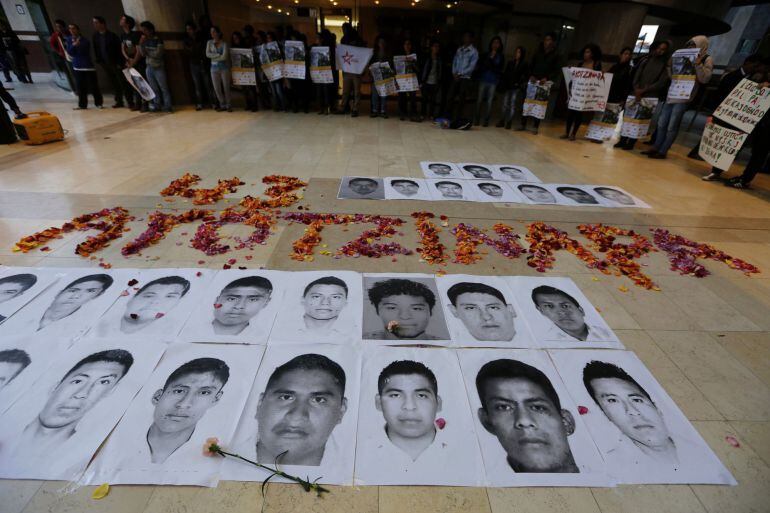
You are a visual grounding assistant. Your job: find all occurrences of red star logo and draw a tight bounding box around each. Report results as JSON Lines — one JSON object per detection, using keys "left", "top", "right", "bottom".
{"left": 342, "top": 51, "right": 357, "bottom": 65}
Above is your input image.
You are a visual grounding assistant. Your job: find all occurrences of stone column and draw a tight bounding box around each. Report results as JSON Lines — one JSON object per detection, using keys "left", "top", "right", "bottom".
{"left": 571, "top": 2, "right": 648, "bottom": 61}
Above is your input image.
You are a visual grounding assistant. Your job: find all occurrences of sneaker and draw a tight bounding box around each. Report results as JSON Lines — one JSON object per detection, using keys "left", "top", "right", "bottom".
{"left": 195, "top": 105, "right": 203, "bottom": 111}
{"left": 96, "top": 105, "right": 105, "bottom": 110}
{"left": 568, "top": 134, "right": 576, "bottom": 141}
{"left": 701, "top": 173, "right": 720, "bottom": 181}
{"left": 726, "top": 180, "right": 749, "bottom": 189}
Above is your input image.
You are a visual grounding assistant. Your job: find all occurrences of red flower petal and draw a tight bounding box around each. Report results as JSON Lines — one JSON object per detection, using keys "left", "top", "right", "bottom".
{"left": 435, "top": 418, "right": 446, "bottom": 430}
{"left": 578, "top": 406, "right": 589, "bottom": 415}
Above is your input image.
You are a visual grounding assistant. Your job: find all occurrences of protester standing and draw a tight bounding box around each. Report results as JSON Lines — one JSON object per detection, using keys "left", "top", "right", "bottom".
{"left": 120, "top": 15, "right": 145, "bottom": 111}
{"left": 518, "top": 32, "right": 559, "bottom": 134}
{"left": 338, "top": 24, "right": 363, "bottom": 117}
{"left": 240, "top": 25, "right": 260, "bottom": 112}
{"left": 445, "top": 31, "right": 478, "bottom": 123}
{"left": 206, "top": 26, "right": 232, "bottom": 112}
{"left": 496, "top": 46, "right": 527, "bottom": 129}
{"left": 92, "top": 16, "right": 127, "bottom": 108}
{"left": 66, "top": 24, "right": 103, "bottom": 110}
{"left": 561, "top": 43, "right": 602, "bottom": 140}
{"left": 370, "top": 34, "right": 391, "bottom": 118}
{"left": 474, "top": 36, "right": 504, "bottom": 127}
{"left": 139, "top": 21, "right": 172, "bottom": 112}
{"left": 397, "top": 39, "right": 420, "bottom": 121}
{"left": 420, "top": 40, "right": 443, "bottom": 120}
{"left": 49, "top": 20, "right": 76, "bottom": 91}
{"left": 184, "top": 21, "right": 216, "bottom": 110}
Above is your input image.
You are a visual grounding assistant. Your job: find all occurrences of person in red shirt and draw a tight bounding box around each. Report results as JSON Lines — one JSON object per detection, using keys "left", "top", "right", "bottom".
{"left": 48, "top": 19, "right": 76, "bottom": 91}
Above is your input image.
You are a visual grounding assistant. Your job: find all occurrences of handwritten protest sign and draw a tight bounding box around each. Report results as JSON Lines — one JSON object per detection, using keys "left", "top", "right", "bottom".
{"left": 713, "top": 78, "right": 770, "bottom": 134}
{"left": 563, "top": 67, "right": 613, "bottom": 112}
{"left": 522, "top": 81, "right": 552, "bottom": 120}
{"left": 698, "top": 121, "right": 748, "bottom": 170}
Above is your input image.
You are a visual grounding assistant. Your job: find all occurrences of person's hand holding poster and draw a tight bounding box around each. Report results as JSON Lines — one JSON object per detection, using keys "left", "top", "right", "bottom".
{"left": 562, "top": 67, "right": 613, "bottom": 112}
{"left": 394, "top": 54, "right": 419, "bottom": 92}
{"left": 698, "top": 120, "right": 748, "bottom": 171}
{"left": 310, "top": 46, "right": 333, "bottom": 84}
{"left": 713, "top": 78, "right": 770, "bottom": 134}
{"left": 523, "top": 80, "right": 552, "bottom": 120}
{"left": 666, "top": 48, "right": 700, "bottom": 101}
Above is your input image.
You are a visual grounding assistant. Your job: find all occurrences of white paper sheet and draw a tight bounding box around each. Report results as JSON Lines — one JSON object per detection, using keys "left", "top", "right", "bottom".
{"left": 513, "top": 183, "right": 565, "bottom": 205}
{"left": 87, "top": 268, "right": 215, "bottom": 342}
{"left": 221, "top": 344, "right": 361, "bottom": 485}
{"left": 384, "top": 177, "right": 433, "bottom": 201}
{"left": 269, "top": 271, "right": 363, "bottom": 345}
{"left": 337, "top": 176, "right": 386, "bottom": 200}
{"left": 354, "top": 346, "right": 485, "bottom": 485}
{"left": 178, "top": 270, "right": 284, "bottom": 345}
{"left": 419, "top": 161, "right": 463, "bottom": 179}
{"left": 0, "top": 338, "right": 164, "bottom": 480}
{"left": 588, "top": 185, "right": 650, "bottom": 208}
{"left": 0, "top": 268, "right": 131, "bottom": 342}
{"left": 362, "top": 274, "right": 451, "bottom": 346}
{"left": 434, "top": 274, "right": 535, "bottom": 348}
{"left": 548, "top": 349, "right": 736, "bottom": 485}
{"left": 507, "top": 277, "right": 622, "bottom": 349}
{"left": 550, "top": 184, "right": 605, "bottom": 207}
{"left": 470, "top": 180, "right": 524, "bottom": 203}
{"left": 457, "top": 163, "right": 497, "bottom": 181}
{"left": 0, "top": 267, "right": 63, "bottom": 325}
{"left": 491, "top": 165, "right": 541, "bottom": 183}
{"left": 425, "top": 179, "right": 478, "bottom": 202}
{"left": 82, "top": 343, "right": 264, "bottom": 486}
{"left": 457, "top": 348, "right": 611, "bottom": 486}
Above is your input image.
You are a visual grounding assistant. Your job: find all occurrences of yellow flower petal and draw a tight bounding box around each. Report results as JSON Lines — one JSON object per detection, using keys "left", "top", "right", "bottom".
{"left": 91, "top": 483, "right": 110, "bottom": 500}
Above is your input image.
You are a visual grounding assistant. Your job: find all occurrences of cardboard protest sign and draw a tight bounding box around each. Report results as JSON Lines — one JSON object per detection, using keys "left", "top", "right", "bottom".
{"left": 713, "top": 78, "right": 770, "bottom": 134}
{"left": 698, "top": 121, "right": 748, "bottom": 170}
{"left": 563, "top": 67, "right": 613, "bottom": 112}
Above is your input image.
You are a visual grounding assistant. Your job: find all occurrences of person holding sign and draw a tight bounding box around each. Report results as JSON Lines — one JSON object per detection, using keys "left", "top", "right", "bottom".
{"left": 370, "top": 35, "right": 392, "bottom": 118}
{"left": 396, "top": 39, "right": 420, "bottom": 122}
{"left": 644, "top": 36, "right": 713, "bottom": 159}
{"left": 518, "top": 33, "right": 560, "bottom": 134}
{"left": 561, "top": 43, "right": 603, "bottom": 141}
{"left": 312, "top": 31, "right": 337, "bottom": 115}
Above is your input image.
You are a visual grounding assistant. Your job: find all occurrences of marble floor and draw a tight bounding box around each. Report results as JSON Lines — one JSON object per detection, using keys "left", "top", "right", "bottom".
{"left": 1, "top": 77, "right": 769, "bottom": 513}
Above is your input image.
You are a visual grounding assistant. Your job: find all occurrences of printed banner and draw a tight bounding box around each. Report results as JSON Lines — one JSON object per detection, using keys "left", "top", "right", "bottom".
{"left": 336, "top": 44, "right": 373, "bottom": 75}
{"left": 522, "top": 80, "right": 552, "bottom": 120}
{"left": 370, "top": 62, "right": 397, "bottom": 96}
{"left": 698, "top": 121, "right": 748, "bottom": 170}
{"left": 620, "top": 96, "right": 658, "bottom": 138}
{"left": 563, "top": 67, "right": 613, "bottom": 112}
{"left": 666, "top": 48, "right": 700, "bottom": 101}
{"left": 585, "top": 103, "right": 621, "bottom": 140}
{"left": 230, "top": 48, "right": 256, "bottom": 86}
{"left": 258, "top": 41, "right": 284, "bottom": 82}
{"left": 283, "top": 40, "right": 306, "bottom": 80}
{"left": 122, "top": 68, "right": 155, "bottom": 101}
{"left": 310, "top": 46, "right": 334, "bottom": 84}
{"left": 713, "top": 78, "right": 770, "bottom": 134}
{"left": 394, "top": 54, "right": 419, "bottom": 92}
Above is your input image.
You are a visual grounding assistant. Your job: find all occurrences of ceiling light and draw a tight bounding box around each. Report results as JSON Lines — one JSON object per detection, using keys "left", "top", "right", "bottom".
{"left": 267, "top": 4, "right": 272, "bottom": 8}
{"left": 446, "top": 3, "right": 451, "bottom": 6}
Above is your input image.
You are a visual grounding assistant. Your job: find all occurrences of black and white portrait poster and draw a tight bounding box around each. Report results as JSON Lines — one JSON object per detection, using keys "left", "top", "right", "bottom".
{"left": 457, "top": 348, "right": 610, "bottom": 486}
{"left": 178, "top": 270, "right": 284, "bottom": 345}
{"left": 221, "top": 344, "right": 361, "bottom": 485}
{"left": 550, "top": 184, "right": 605, "bottom": 207}
{"left": 362, "top": 274, "right": 451, "bottom": 345}
{"left": 589, "top": 186, "right": 650, "bottom": 208}
{"left": 458, "top": 163, "right": 496, "bottom": 180}
{"left": 269, "top": 271, "right": 363, "bottom": 345}
{"left": 283, "top": 40, "right": 306, "bottom": 79}
{"left": 337, "top": 176, "right": 385, "bottom": 200}
{"left": 426, "top": 179, "right": 478, "bottom": 202}
{"left": 0, "top": 334, "right": 71, "bottom": 414}
{"left": 384, "top": 177, "right": 433, "bottom": 201}
{"left": 506, "top": 277, "right": 621, "bottom": 349}
{"left": 0, "top": 268, "right": 130, "bottom": 341}
{"left": 491, "top": 164, "right": 541, "bottom": 183}
{"left": 435, "top": 274, "right": 534, "bottom": 348}
{"left": 549, "top": 349, "right": 736, "bottom": 485}
{"left": 87, "top": 269, "right": 214, "bottom": 342}
{"left": 420, "top": 161, "right": 462, "bottom": 179}
{"left": 471, "top": 180, "right": 523, "bottom": 203}
{"left": 514, "top": 183, "right": 564, "bottom": 205}
{"left": 354, "top": 346, "right": 485, "bottom": 485}
{"left": 0, "top": 338, "right": 164, "bottom": 480}
{"left": 123, "top": 67, "right": 156, "bottom": 101}
{"left": 0, "top": 267, "right": 63, "bottom": 325}
{"left": 310, "top": 46, "right": 333, "bottom": 84}
{"left": 83, "top": 343, "right": 264, "bottom": 486}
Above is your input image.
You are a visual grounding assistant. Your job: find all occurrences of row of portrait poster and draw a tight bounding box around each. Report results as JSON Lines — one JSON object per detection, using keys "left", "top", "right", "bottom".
{"left": 420, "top": 161, "right": 541, "bottom": 182}
{"left": 0, "top": 267, "right": 624, "bottom": 350}
{"left": 0, "top": 335, "right": 735, "bottom": 487}
{"left": 338, "top": 176, "right": 650, "bottom": 208}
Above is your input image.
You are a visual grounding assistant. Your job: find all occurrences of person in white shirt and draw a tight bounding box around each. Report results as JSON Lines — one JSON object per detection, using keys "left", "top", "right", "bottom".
{"left": 256, "top": 354, "right": 347, "bottom": 466}
{"left": 364, "top": 279, "right": 443, "bottom": 341}
{"left": 583, "top": 360, "right": 677, "bottom": 464}
{"left": 376, "top": 360, "right": 441, "bottom": 461}
{"left": 146, "top": 358, "right": 229, "bottom": 464}
{"left": 446, "top": 282, "right": 516, "bottom": 342}
{"left": 120, "top": 276, "right": 189, "bottom": 334}
{"left": 531, "top": 285, "right": 609, "bottom": 342}
{"left": 212, "top": 276, "right": 273, "bottom": 336}
{"left": 296, "top": 276, "right": 348, "bottom": 337}
{"left": 475, "top": 358, "right": 578, "bottom": 473}
{"left": 38, "top": 274, "right": 114, "bottom": 331}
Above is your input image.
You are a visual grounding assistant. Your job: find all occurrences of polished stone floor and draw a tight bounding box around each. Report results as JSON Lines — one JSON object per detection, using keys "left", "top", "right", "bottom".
{"left": 1, "top": 77, "right": 769, "bottom": 513}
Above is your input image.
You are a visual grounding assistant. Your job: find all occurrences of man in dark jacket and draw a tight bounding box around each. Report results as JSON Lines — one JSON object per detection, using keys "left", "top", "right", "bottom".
{"left": 517, "top": 33, "right": 559, "bottom": 134}
{"left": 92, "top": 16, "right": 127, "bottom": 108}
{"left": 420, "top": 40, "right": 443, "bottom": 120}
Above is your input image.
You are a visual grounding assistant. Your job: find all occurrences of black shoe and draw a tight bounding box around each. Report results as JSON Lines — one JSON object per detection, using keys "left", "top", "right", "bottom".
{"left": 381, "top": 113, "right": 388, "bottom": 119}
{"left": 351, "top": 110, "right": 358, "bottom": 118}
{"left": 195, "top": 105, "right": 203, "bottom": 111}
{"left": 648, "top": 152, "right": 665, "bottom": 159}
{"left": 640, "top": 149, "right": 657, "bottom": 155}
{"left": 112, "top": 103, "right": 124, "bottom": 108}
{"left": 505, "top": 121, "right": 512, "bottom": 129}
{"left": 613, "top": 140, "right": 625, "bottom": 148}
{"left": 370, "top": 112, "right": 378, "bottom": 118}
{"left": 496, "top": 119, "right": 505, "bottom": 128}
{"left": 515, "top": 126, "right": 526, "bottom": 131}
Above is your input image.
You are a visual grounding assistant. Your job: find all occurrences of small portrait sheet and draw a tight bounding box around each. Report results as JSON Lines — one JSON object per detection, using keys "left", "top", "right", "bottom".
{"left": 337, "top": 176, "right": 386, "bottom": 200}
{"left": 83, "top": 343, "right": 264, "bottom": 486}
{"left": 426, "top": 179, "right": 477, "bottom": 202}
{"left": 384, "top": 177, "right": 433, "bottom": 201}
{"left": 221, "top": 344, "right": 361, "bottom": 485}
{"left": 471, "top": 180, "right": 523, "bottom": 203}
{"left": 0, "top": 267, "right": 63, "bottom": 325}
{"left": 589, "top": 185, "right": 650, "bottom": 208}
{"left": 354, "top": 346, "right": 485, "bottom": 485}
{"left": 551, "top": 184, "right": 605, "bottom": 207}
{"left": 491, "top": 164, "right": 540, "bottom": 183}
{"left": 420, "top": 161, "right": 462, "bottom": 179}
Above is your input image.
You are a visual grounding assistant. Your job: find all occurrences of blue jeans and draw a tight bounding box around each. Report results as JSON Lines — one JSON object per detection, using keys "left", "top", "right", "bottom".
{"left": 653, "top": 102, "right": 688, "bottom": 155}
{"left": 474, "top": 81, "right": 497, "bottom": 124}
{"left": 501, "top": 89, "right": 520, "bottom": 123}
{"left": 371, "top": 87, "right": 387, "bottom": 114}
{"left": 146, "top": 65, "right": 172, "bottom": 111}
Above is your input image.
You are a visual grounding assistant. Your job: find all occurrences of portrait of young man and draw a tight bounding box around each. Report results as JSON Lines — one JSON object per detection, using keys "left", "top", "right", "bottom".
{"left": 556, "top": 186, "right": 600, "bottom": 205}
{"left": 255, "top": 353, "right": 348, "bottom": 466}
{"left": 461, "top": 164, "right": 493, "bottom": 179}
{"left": 446, "top": 282, "right": 517, "bottom": 342}
{"left": 422, "top": 162, "right": 458, "bottom": 178}
{"left": 120, "top": 276, "right": 190, "bottom": 334}
{"left": 146, "top": 358, "right": 230, "bottom": 464}
{"left": 0, "top": 348, "right": 31, "bottom": 390}
{"left": 211, "top": 276, "right": 272, "bottom": 336}
{"left": 364, "top": 278, "right": 446, "bottom": 341}
{"left": 27, "top": 274, "right": 113, "bottom": 332}
{"left": 0, "top": 274, "right": 38, "bottom": 322}
{"left": 496, "top": 166, "right": 527, "bottom": 181}
{"left": 432, "top": 180, "right": 465, "bottom": 200}
{"left": 477, "top": 182, "right": 504, "bottom": 199}
{"left": 593, "top": 187, "right": 636, "bottom": 206}
{"left": 293, "top": 276, "right": 349, "bottom": 338}
{"left": 16, "top": 349, "right": 134, "bottom": 453}
{"left": 339, "top": 177, "right": 385, "bottom": 199}
{"left": 475, "top": 358, "right": 579, "bottom": 473}
{"left": 583, "top": 360, "right": 677, "bottom": 463}
{"left": 530, "top": 285, "right": 612, "bottom": 342}
{"left": 518, "top": 184, "right": 557, "bottom": 204}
